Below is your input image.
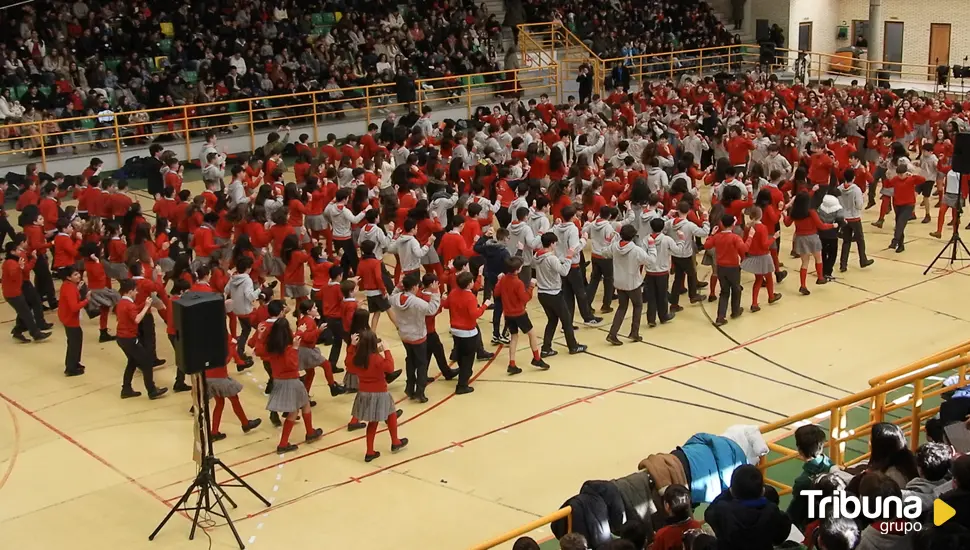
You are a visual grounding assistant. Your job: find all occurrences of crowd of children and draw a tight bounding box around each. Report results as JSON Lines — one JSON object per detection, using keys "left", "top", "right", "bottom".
{"left": 4, "top": 70, "right": 970, "bottom": 460}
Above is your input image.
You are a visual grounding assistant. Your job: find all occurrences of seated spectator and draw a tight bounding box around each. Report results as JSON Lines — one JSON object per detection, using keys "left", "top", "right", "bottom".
{"left": 559, "top": 532, "right": 588, "bottom": 550}
{"left": 801, "top": 473, "right": 848, "bottom": 547}
{"left": 705, "top": 464, "right": 792, "bottom": 550}
{"left": 848, "top": 423, "right": 919, "bottom": 494}
{"left": 905, "top": 442, "right": 954, "bottom": 522}
{"left": 511, "top": 536, "right": 540, "bottom": 550}
{"left": 654, "top": 484, "right": 702, "bottom": 550}
{"left": 789, "top": 424, "right": 835, "bottom": 530}
{"left": 940, "top": 454, "right": 970, "bottom": 532}
{"left": 856, "top": 472, "right": 913, "bottom": 550}
{"left": 815, "top": 517, "right": 860, "bottom": 550}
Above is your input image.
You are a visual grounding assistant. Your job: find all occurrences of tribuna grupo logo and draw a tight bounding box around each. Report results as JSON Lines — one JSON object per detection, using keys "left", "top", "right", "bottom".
{"left": 804, "top": 490, "right": 957, "bottom": 534}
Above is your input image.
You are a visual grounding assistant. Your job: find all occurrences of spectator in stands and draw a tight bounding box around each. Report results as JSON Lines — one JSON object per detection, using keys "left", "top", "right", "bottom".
{"left": 788, "top": 424, "right": 834, "bottom": 530}
{"left": 940, "top": 454, "right": 970, "bottom": 532}
{"left": 801, "top": 473, "right": 848, "bottom": 546}
{"left": 705, "top": 464, "right": 792, "bottom": 550}
{"left": 856, "top": 472, "right": 914, "bottom": 550}
{"left": 559, "top": 532, "right": 588, "bottom": 550}
{"left": 653, "top": 484, "right": 702, "bottom": 550}
{"left": 848, "top": 423, "right": 919, "bottom": 494}
{"left": 511, "top": 536, "right": 539, "bottom": 550}
{"left": 815, "top": 517, "right": 860, "bottom": 550}
{"left": 904, "top": 442, "right": 954, "bottom": 524}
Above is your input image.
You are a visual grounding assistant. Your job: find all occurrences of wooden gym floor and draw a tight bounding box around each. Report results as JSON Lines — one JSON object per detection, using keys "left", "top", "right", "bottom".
{"left": 2, "top": 175, "right": 970, "bottom": 550}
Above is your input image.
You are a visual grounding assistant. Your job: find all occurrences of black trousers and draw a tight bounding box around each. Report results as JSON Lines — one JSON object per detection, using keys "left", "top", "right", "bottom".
{"left": 893, "top": 204, "right": 915, "bottom": 246}
{"left": 237, "top": 315, "right": 253, "bottom": 357}
{"left": 334, "top": 238, "right": 358, "bottom": 276}
{"left": 670, "top": 255, "right": 699, "bottom": 306}
{"left": 8, "top": 294, "right": 43, "bottom": 337}
{"left": 839, "top": 220, "right": 870, "bottom": 269}
{"left": 426, "top": 331, "right": 450, "bottom": 375}
{"left": 453, "top": 334, "right": 478, "bottom": 389}
{"left": 496, "top": 206, "right": 511, "bottom": 229}
{"left": 518, "top": 265, "right": 533, "bottom": 286}
{"left": 403, "top": 341, "right": 429, "bottom": 395}
{"left": 326, "top": 316, "right": 343, "bottom": 366}
{"left": 117, "top": 337, "right": 158, "bottom": 392}
{"left": 538, "top": 292, "right": 579, "bottom": 350}
{"left": 33, "top": 253, "right": 56, "bottom": 306}
{"left": 167, "top": 334, "right": 187, "bottom": 386}
{"left": 821, "top": 237, "right": 838, "bottom": 277}
{"left": 716, "top": 266, "right": 743, "bottom": 320}
{"left": 64, "top": 325, "right": 82, "bottom": 372}
{"left": 586, "top": 257, "right": 614, "bottom": 310}
{"left": 138, "top": 313, "right": 159, "bottom": 361}
{"left": 0, "top": 216, "right": 15, "bottom": 248}
{"left": 643, "top": 273, "right": 670, "bottom": 324}
{"left": 609, "top": 288, "right": 643, "bottom": 338}
{"left": 563, "top": 265, "right": 594, "bottom": 323}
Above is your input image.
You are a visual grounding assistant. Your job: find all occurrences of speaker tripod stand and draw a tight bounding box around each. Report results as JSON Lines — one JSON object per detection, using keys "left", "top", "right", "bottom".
{"left": 925, "top": 190, "right": 970, "bottom": 274}
{"left": 149, "top": 373, "right": 270, "bottom": 549}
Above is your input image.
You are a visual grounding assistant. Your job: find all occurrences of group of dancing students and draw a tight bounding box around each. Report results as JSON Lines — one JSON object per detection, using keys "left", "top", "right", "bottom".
{"left": 3, "top": 74, "right": 969, "bottom": 457}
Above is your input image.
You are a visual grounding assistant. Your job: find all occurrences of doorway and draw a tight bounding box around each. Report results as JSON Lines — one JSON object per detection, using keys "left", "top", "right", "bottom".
{"left": 851, "top": 20, "right": 870, "bottom": 48}
{"left": 798, "top": 22, "right": 813, "bottom": 52}
{"left": 928, "top": 23, "right": 951, "bottom": 80}
{"left": 883, "top": 21, "right": 904, "bottom": 75}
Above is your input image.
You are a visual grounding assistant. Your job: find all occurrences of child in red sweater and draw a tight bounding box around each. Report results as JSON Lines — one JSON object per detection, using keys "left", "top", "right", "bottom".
{"left": 264, "top": 318, "right": 323, "bottom": 454}
{"left": 784, "top": 192, "right": 835, "bottom": 295}
{"left": 58, "top": 266, "right": 89, "bottom": 377}
{"left": 442, "top": 271, "right": 490, "bottom": 394}
{"left": 741, "top": 207, "right": 782, "bottom": 312}
{"left": 493, "top": 257, "right": 549, "bottom": 375}
{"left": 357, "top": 240, "right": 394, "bottom": 330}
{"left": 293, "top": 300, "right": 347, "bottom": 400}
{"left": 652, "top": 485, "right": 702, "bottom": 550}
{"left": 704, "top": 214, "right": 749, "bottom": 326}
{"left": 346, "top": 330, "right": 408, "bottom": 462}
{"left": 207, "top": 336, "right": 262, "bottom": 441}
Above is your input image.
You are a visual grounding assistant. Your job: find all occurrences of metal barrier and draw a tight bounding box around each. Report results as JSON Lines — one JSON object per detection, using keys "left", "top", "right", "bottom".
{"left": 473, "top": 341, "right": 970, "bottom": 548}
{"left": 1, "top": 64, "right": 559, "bottom": 173}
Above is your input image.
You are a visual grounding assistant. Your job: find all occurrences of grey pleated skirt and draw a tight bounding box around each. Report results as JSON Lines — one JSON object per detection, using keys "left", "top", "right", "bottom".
{"left": 103, "top": 261, "right": 129, "bottom": 280}
{"left": 298, "top": 346, "right": 324, "bottom": 371}
{"left": 701, "top": 248, "right": 716, "bottom": 267}
{"left": 262, "top": 251, "right": 285, "bottom": 277}
{"left": 285, "top": 284, "right": 310, "bottom": 298}
{"left": 305, "top": 214, "right": 326, "bottom": 232}
{"left": 88, "top": 287, "right": 121, "bottom": 308}
{"left": 343, "top": 370, "right": 359, "bottom": 390}
{"left": 421, "top": 246, "right": 440, "bottom": 265}
{"left": 157, "top": 256, "right": 175, "bottom": 274}
{"left": 208, "top": 376, "right": 243, "bottom": 398}
{"left": 191, "top": 255, "right": 210, "bottom": 272}
{"left": 944, "top": 192, "right": 964, "bottom": 208}
{"left": 793, "top": 234, "right": 822, "bottom": 255}
{"left": 741, "top": 253, "right": 775, "bottom": 275}
{"left": 351, "top": 391, "right": 395, "bottom": 422}
{"left": 266, "top": 378, "right": 310, "bottom": 412}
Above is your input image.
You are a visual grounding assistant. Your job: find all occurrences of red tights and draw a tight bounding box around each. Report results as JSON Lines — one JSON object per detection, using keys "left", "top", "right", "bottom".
{"left": 211, "top": 395, "right": 250, "bottom": 434}
{"left": 751, "top": 274, "right": 775, "bottom": 307}
{"left": 302, "top": 361, "right": 336, "bottom": 392}
{"left": 878, "top": 196, "right": 892, "bottom": 219}
{"left": 365, "top": 409, "right": 402, "bottom": 455}
{"left": 279, "top": 411, "right": 315, "bottom": 448}
{"left": 99, "top": 307, "right": 110, "bottom": 330}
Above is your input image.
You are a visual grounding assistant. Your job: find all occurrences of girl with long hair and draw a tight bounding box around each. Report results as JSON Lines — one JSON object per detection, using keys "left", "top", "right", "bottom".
{"left": 293, "top": 299, "right": 346, "bottom": 399}
{"left": 784, "top": 192, "right": 835, "bottom": 295}
{"left": 264, "top": 317, "right": 323, "bottom": 454}
{"left": 347, "top": 330, "right": 408, "bottom": 462}
{"left": 280, "top": 234, "right": 310, "bottom": 302}
{"left": 741, "top": 206, "right": 781, "bottom": 312}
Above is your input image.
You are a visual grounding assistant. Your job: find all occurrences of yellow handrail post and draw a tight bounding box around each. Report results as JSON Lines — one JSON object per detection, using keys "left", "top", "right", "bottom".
{"left": 639, "top": 56, "right": 644, "bottom": 85}
{"left": 112, "top": 115, "right": 122, "bottom": 167}
{"left": 38, "top": 124, "right": 47, "bottom": 173}
{"left": 700, "top": 50, "right": 704, "bottom": 76}
{"left": 416, "top": 83, "right": 423, "bottom": 113}
{"left": 182, "top": 107, "right": 191, "bottom": 161}
{"left": 669, "top": 53, "right": 675, "bottom": 80}
{"left": 466, "top": 79, "right": 472, "bottom": 119}
{"left": 247, "top": 100, "right": 255, "bottom": 152}
{"left": 728, "top": 48, "right": 733, "bottom": 72}
{"left": 311, "top": 93, "right": 320, "bottom": 147}
{"left": 364, "top": 87, "right": 371, "bottom": 128}
{"left": 910, "top": 379, "right": 923, "bottom": 451}
{"left": 829, "top": 405, "right": 844, "bottom": 466}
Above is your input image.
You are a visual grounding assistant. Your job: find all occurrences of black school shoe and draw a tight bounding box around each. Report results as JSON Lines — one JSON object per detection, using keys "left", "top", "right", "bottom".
{"left": 305, "top": 428, "right": 324, "bottom": 443}
{"left": 455, "top": 385, "right": 475, "bottom": 395}
{"left": 64, "top": 369, "right": 84, "bottom": 377}
{"left": 568, "top": 344, "right": 588, "bottom": 354}
{"left": 531, "top": 358, "right": 551, "bottom": 370}
{"left": 277, "top": 443, "right": 298, "bottom": 454}
{"left": 385, "top": 370, "right": 403, "bottom": 384}
{"left": 173, "top": 382, "right": 192, "bottom": 393}
{"left": 391, "top": 438, "right": 409, "bottom": 452}
{"left": 242, "top": 419, "right": 262, "bottom": 433}
{"left": 330, "top": 383, "right": 347, "bottom": 396}
{"left": 121, "top": 388, "right": 142, "bottom": 399}
{"left": 210, "top": 432, "right": 227, "bottom": 442}
{"left": 269, "top": 411, "right": 282, "bottom": 427}
{"left": 12, "top": 332, "right": 30, "bottom": 343}
{"left": 507, "top": 364, "right": 523, "bottom": 375}
{"left": 148, "top": 388, "right": 169, "bottom": 400}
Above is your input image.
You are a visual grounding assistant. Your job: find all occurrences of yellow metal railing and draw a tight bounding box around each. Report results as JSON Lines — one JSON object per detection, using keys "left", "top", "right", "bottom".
{"left": 474, "top": 341, "right": 970, "bottom": 548}
{"left": 4, "top": 64, "right": 559, "bottom": 172}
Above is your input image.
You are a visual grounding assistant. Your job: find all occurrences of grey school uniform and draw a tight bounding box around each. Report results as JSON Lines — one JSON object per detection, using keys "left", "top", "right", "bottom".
{"left": 297, "top": 346, "right": 325, "bottom": 370}
{"left": 85, "top": 287, "right": 121, "bottom": 317}
{"left": 103, "top": 260, "right": 129, "bottom": 280}
{"left": 792, "top": 233, "right": 823, "bottom": 255}
{"left": 342, "top": 370, "right": 359, "bottom": 391}
{"left": 207, "top": 376, "right": 244, "bottom": 398}
{"left": 285, "top": 283, "right": 310, "bottom": 298}
{"left": 266, "top": 378, "right": 310, "bottom": 412}
{"left": 351, "top": 391, "right": 395, "bottom": 422}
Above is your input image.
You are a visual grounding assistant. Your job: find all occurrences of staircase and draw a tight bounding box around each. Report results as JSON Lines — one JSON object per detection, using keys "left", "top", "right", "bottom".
{"left": 483, "top": 0, "right": 515, "bottom": 52}
{"left": 705, "top": 0, "right": 757, "bottom": 44}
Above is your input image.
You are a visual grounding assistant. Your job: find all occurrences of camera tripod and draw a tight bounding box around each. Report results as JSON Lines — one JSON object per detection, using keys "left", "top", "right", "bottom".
{"left": 925, "top": 191, "right": 970, "bottom": 275}
{"left": 149, "top": 373, "right": 270, "bottom": 549}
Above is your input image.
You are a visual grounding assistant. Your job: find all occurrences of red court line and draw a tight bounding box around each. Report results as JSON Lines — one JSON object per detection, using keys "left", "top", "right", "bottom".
{"left": 0, "top": 403, "right": 21, "bottom": 492}
{"left": 0, "top": 390, "right": 188, "bottom": 519}
{"left": 225, "top": 266, "right": 967, "bottom": 516}
{"left": 159, "top": 347, "right": 501, "bottom": 500}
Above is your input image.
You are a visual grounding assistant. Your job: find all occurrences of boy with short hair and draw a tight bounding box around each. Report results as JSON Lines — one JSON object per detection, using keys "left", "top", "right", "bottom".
{"left": 116, "top": 279, "right": 167, "bottom": 400}
{"left": 58, "top": 266, "right": 88, "bottom": 377}
{"left": 535, "top": 232, "right": 587, "bottom": 356}
{"left": 705, "top": 465, "right": 792, "bottom": 550}
{"left": 905, "top": 442, "right": 954, "bottom": 520}
{"left": 787, "top": 424, "right": 833, "bottom": 530}
{"left": 704, "top": 214, "right": 748, "bottom": 326}
{"left": 494, "top": 257, "right": 549, "bottom": 375}
{"left": 652, "top": 484, "right": 702, "bottom": 550}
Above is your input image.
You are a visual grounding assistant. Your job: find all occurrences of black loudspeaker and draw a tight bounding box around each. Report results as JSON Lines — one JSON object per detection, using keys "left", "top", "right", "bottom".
{"left": 876, "top": 71, "right": 891, "bottom": 89}
{"left": 953, "top": 133, "right": 970, "bottom": 174}
{"left": 759, "top": 42, "right": 776, "bottom": 65}
{"left": 172, "top": 291, "right": 228, "bottom": 374}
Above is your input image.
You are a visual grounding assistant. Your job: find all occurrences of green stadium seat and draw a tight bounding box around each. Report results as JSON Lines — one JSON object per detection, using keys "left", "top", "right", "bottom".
{"left": 159, "top": 39, "right": 173, "bottom": 54}
{"left": 14, "top": 85, "right": 27, "bottom": 99}
{"left": 104, "top": 58, "right": 121, "bottom": 72}
{"left": 39, "top": 86, "right": 52, "bottom": 98}
{"left": 182, "top": 71, "right": 198, "bottom": 84}
{"left": 311, "top": 13, "right": 324, "bottom": 26}
{"left": 322, "top": 12, "right": 336, "bottom": 24}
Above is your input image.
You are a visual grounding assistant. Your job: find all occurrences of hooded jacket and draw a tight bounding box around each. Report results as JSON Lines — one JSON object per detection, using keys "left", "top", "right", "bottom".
{"left": 583, "top": 218, "right": 617, "bottom": 259}
{"left": 681, "top": 433, "right": 748, "bottom": 504}
{"left": 225, "top": 273, "right": 261, "bottom": 315}
{"left": 623, "top": 207, "right": 663, "bottom": 247}
{"left": 817, "top": 195, "right": 844, "bottom": 239}
{"left": 668, "top": 216, "right": 710, "bottom": 258}
{"left": 838, "top": 182, "right": 864, "bottom": 221}
{"left": 904, "top": 477, "right": 954, "bottom": 522}
{"left": 474, "top": 236, "right": 511, "bottom": 279}
{"left": 552, "top": 220, "right": 584, "bottom": 266}
{"left": 611, "top": 239, "right": 656, "bottom": 291}
{"left": 390, "top": 288, "right": 439, "bottom": 343}
{"left": 358, "top": 223, "right": 394, "bottom": 256}
{"left": 643, "top": 233, "right": 691, "bottom": 273}
{"left": 506, "top": 220, "right": 542, "bottom": 265}
{"left": 392, "top": 234, "right": 429, "bottom": 272}
{"left": 704, "top": 490, "right": 792, "bottom": 550}
{"left": 534, "top": 249, "right": 570, "bottom": 293}
{"left": 856, "top": 525, "right": 914, "bottom": 550}
{"left": 646, "top": 166, "right": 669, "bottom": 194}
{"left": 786, "top": 454, "right": 834, "bottom": 530}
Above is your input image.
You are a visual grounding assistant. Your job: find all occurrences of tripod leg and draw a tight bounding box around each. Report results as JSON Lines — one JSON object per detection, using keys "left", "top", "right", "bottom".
{"left": 211, "top": 482, "right": 248, "bottom": 550}
{"left": 150, "top": 478, "right": 200, "bottom": 540}
{"left": 210, "top": 470, "right": 239, "bottom": 509}
{"left": 213, "top": 458, "right": 272, "bottom": 507}
{"left": 188, "top": 480, "right": 207, "bottom": 541}
{"left": 924, "top": 241, "right": 952, "bottom": 274}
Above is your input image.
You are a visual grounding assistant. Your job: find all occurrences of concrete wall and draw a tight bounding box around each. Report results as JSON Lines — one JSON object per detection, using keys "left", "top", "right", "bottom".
{"left": 789, "top": 0, "right": 840, "bottom": 55}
